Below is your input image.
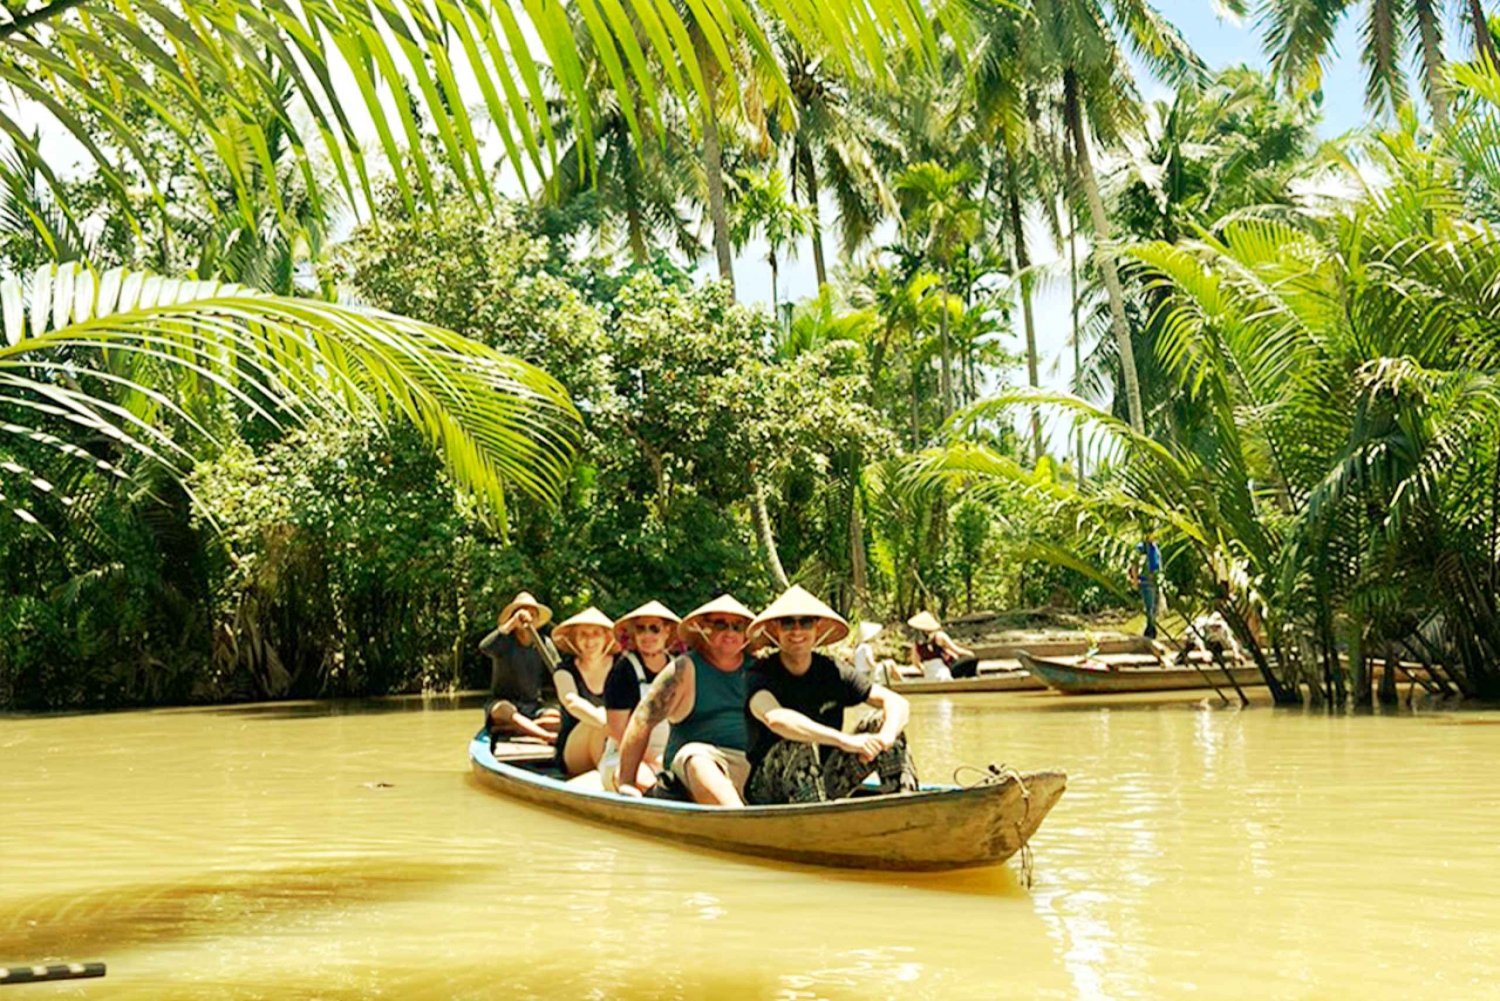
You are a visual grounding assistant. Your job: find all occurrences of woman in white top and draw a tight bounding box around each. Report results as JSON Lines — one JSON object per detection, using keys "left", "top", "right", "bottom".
{"left": 852, "top": 621, "right": 887, "bottom": 685}
{"left": 597, "top": 600, "right": 679, "bottom": 791}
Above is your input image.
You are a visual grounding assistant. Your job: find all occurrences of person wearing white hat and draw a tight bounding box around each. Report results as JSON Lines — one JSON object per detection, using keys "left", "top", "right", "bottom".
{"left": 616, "top": 594, "right": 757, "bottom": 806}
{"left": 743, "top": 586, "right": 918, "bottom": 805}
{"left": 550, "top": 607, "right": 618, "bottom": 777}
{"left": 479, "top": 590, "right": 562, "bottom": 746}
{"left": 907, "top": 610, "right": 978, "bottom": 681}
{"left": 852, "top": 621, "right": 886, "bottom": 685}
{"left": 597, "top": 600, "right": 681, "bottom": 792}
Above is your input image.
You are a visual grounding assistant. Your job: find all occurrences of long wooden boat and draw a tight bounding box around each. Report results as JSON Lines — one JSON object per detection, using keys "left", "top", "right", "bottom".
{"left": 890, "top": 647, "right": 1177, "bottom": 695}
{"left": 469, "top": 735, "right": 1066, "bottom": 871}
{"left": 889, "top": 669, "right": 1043, "bottom": 694}
{"left": 1019, "top": 651, "right": 1266, "bottom": 695}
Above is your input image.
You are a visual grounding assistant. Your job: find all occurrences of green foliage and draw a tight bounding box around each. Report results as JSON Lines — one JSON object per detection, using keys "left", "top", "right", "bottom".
{"left": 189, "top": 420, "right": 518, "bottom": 698}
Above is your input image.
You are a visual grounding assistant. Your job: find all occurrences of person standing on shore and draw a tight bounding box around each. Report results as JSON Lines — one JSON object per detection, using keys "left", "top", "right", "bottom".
{"left": 1132, "top": 532, "right": 1163, "bottom": 640}
{"left": 479, "top": 591, "right": 561, "bottom": 746}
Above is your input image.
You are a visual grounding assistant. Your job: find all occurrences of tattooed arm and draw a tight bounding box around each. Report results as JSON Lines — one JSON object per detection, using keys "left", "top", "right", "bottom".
{"left": 616, "top": 658, "right": 689, "bottom": 796}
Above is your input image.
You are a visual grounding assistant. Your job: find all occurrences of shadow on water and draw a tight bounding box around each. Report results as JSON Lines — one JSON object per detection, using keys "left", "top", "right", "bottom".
{"left": 1, "top": 859, "right": 472, "bottom": 959}
{"left": 462, "top": 773, "right": 1032, "bottom": 900}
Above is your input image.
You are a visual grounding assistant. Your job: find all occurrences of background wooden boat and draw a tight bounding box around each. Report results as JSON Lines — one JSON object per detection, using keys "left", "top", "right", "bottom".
{"left": 889, "top": 669, "right": 1042, "bottom": 694}
{"left": 1019, "top": 652, "right": 1265, "bottom": 695}
{"left": 889, "top": 640, "right": 1179, "bottom": 695}
{"left": 469, "top": 736, "right": 1066, "bottom": 871}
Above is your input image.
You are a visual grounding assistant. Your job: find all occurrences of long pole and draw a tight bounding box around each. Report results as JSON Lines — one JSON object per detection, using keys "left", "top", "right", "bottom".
{"left": 1, "top": 963, "right": 106, "bottom": 985}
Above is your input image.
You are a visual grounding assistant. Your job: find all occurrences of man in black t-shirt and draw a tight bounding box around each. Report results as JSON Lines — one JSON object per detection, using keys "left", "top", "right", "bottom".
{"left": 744, "top": 586, "right": 918, "bottom": 804}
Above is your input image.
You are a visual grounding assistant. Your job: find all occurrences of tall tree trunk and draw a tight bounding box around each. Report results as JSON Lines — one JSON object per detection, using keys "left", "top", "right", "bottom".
{"left": 700, "top": 62, "right": 736, "bottom": 296}
{"left": 1006, "top": 166, "right": 1042, "bottom": 462}
{"left": 848, "top": 466, "right": 868, "bottom": 610}
{"left": 770, "top": 248, "right": 779, "bottom": 318}
{"left": 1415, "top": 0, "right": 1451, "bottom": 129}
{"left": 694, "top": 46, "right": 787, "bottom": 588}
{"left": 910, "top": 364, "right": 921, "bottom": 448}
{"left": 1065, "top": 69, "right": 1145, "bottom": 433}
{"left": 798, "top": 143, "right": 828, "bottom": 288}
{"left": 1470, "top": 0, "right": 1499, "bottom": 68}
{"left": 938, "top": 286, "right": 953, "bottom": 418}
{"left": 1069, "top": 198, "right": 1085, "bottom": 480}
{"left": 749, "top": 463, "right": 790, "bottom": 590}
{"left": 625, "top": 200, "right": 648, "bottom": 265}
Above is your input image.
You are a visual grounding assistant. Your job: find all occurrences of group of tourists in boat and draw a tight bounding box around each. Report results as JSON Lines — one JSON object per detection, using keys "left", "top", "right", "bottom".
{"left": 479, "top": 585, "right": 923, "bottom": 808}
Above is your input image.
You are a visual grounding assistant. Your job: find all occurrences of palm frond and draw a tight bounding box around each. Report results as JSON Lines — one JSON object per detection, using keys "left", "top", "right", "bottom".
{"left": 0, "top": 262, "right": 580, "bottom": 532}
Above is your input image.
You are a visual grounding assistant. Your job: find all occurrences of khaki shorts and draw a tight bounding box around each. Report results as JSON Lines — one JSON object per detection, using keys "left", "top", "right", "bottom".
{"left": 670, "top": 742, "right": 750, "bottom": 796}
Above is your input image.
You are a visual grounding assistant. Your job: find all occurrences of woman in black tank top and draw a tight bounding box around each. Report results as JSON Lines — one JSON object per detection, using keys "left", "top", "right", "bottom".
{"left": 551, "top": 608, "right": 617, "bottom": 776}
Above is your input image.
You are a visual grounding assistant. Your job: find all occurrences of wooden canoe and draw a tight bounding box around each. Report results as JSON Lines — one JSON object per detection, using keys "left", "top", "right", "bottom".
{"left": 469, "top": 735, "right": 1066, "bottom": 871}
{"left": 889, "top": 649, "right": 1180, "bottom": 695}
{"left": 889, "top": 669, "right": 1043, "bottom": 694}
{"left": 1019, "top": 651, "right": 1266, "bottom": 695}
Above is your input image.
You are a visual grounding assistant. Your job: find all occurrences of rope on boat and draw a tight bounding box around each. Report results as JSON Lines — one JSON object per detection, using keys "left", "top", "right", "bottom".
{"left": 954, "top": 763, "right": 1035, "bottom": 888}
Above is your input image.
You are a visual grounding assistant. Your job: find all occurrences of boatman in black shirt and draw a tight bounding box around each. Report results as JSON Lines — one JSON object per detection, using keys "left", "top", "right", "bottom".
{"left": 479, "top": 590, "right": 561, "bottom": 746}
{"left": 744, "top": 585, "right": 918, "bottom": 804}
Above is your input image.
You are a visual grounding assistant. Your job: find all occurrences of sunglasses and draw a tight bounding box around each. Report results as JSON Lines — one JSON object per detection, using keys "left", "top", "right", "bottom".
{"left": 777, "top": 616, "right": 819, "bottom": 629}
{"left": 632, "top": 623, "right": 667, "bottom": 635}
{"left": 703, "top": 618, "right": 746, "bottom": 633}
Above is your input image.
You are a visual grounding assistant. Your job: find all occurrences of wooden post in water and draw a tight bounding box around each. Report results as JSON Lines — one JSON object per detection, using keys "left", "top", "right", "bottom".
{"left": 0, "top": 963, "right": 105, "bottom": 985}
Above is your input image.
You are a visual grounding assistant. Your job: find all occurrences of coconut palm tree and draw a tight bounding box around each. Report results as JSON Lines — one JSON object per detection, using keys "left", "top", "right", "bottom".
{"left": 1262, "top": 0, "right": 1500, "bottom": 129}
{"left": 730, "top": 167, "right": 812, "bottom": 317}
{"left": 776, "top": 41, "right": 901, "bottom": 286}
{"left": 1024, "top": 0, "right": 1203, "bottom": 433}
{"left": 545, "top": 51, "right": 702, "bottom": 265}
{"left": 894, "top": 161, "right": 982, "bottom": 419}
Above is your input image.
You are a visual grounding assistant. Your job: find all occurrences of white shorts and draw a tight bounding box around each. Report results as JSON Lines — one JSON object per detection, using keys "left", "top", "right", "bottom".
{"left": 597, "top": 724, "right": 669, "bottom": 792}
{"left": 921, "top": 658, "right": 953, "bottom": 681}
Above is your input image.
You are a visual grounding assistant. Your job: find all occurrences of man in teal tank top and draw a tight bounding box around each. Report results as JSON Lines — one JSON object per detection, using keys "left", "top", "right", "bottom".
{"left": 616, "top": 594, "right": 756, "bottom": 806}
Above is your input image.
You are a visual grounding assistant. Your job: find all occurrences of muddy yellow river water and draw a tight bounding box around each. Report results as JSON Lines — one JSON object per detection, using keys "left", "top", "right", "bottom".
{"left": 3, "top": 692, "right": 1499, "bottom": 999}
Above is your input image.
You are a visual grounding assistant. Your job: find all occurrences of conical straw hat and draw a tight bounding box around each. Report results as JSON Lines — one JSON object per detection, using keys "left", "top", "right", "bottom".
{"left": 552, "top": 606, "right": 617, "bottom": 655}
{"left": 906, "top": 610, "right": 942, "bottom": 633}
{"left": 615, "top": 600, "right": 682, "bottom": 629}
{"left": 858, "top": 621, "right": 884, "bottom": 644}
{"left": 615, "top": 599, "right": 681, "bottom": 645}
{"left": 748, "top": 585, "right": 850, "bottom": 646}
{"left": 501, "top": 591, "right": 552, "bottom": 628}
{"left": 681, "top": 594, "right": 756, "bottom": 637}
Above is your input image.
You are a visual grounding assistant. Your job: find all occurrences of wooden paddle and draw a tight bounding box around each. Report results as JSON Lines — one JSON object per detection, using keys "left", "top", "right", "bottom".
{"left": 0, "top": 962, "right": 105, "bottom": 986}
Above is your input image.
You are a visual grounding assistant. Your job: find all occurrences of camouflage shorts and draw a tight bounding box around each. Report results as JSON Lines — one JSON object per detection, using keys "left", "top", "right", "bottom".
{"left": 746, "top": 712, "right": 919, "bottom": 805}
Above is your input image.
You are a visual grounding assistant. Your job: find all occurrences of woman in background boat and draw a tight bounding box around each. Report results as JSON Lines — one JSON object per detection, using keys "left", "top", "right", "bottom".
{"left": 746, "top": 587, "right": 918, "bottom": 804}
{"left": 598, "top": 600, "right": 680, "bottom": 792}
{"left": 550, "top": 607, "right": 617, "bottom": 777}
{"left": 907, "top": 611, "right": 979, "bottom": 680}
{"left": 852, "top": 621, "right": 888, "bottom": 684}
{"left": 616, "top": 594, "right": 757, "bottom": 806}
